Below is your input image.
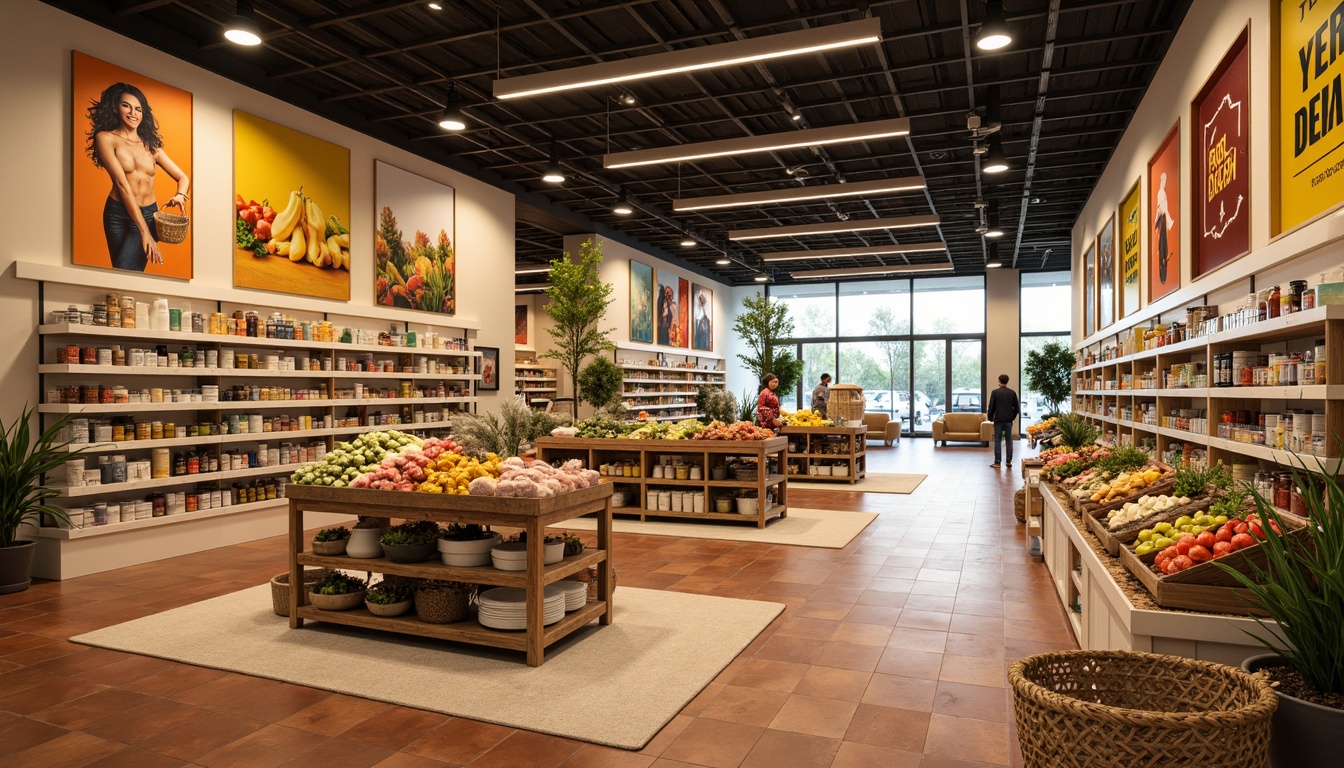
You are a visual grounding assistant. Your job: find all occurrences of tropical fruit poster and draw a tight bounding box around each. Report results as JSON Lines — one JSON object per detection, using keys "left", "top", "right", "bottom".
{"left": 233, "top": 111, "right": 350, "bottom": 300}
{"left": 374, "top": 161, "right": 456, "bottom": 314}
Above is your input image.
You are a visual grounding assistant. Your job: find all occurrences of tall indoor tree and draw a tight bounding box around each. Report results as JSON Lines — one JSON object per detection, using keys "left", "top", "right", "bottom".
{"left": 733, "top": 292, "right": 803, "bottom": 397}
{"left": 1023, "top": 340, "right": 1075, "bottom": 416}
{"left": 541, "top": 238, "right": 615, "bottom": 418}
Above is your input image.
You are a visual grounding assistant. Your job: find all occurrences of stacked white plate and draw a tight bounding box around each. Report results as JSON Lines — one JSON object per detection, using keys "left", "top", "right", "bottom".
{"left": 477, "top": 585, "right": 566, "bottom": 629}
{"left": 554, "top": 580, "right": 588, "bottom": 611}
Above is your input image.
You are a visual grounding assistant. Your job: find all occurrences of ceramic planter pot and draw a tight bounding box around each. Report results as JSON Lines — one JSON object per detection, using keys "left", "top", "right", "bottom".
{"left": 311, "top": 539, "right": 348, "bottom": 556}
{"left": 437, "top": 532, "right": 502, "bottom": 567}
{"left": 308, "top": 589, "right": 366, "bottom": 611}
{"left": 345, "top": 528, "right": 383, "bottom": 559}
{"left": 1243, "top": 653, "right": 1344, "bottom": 768}
{"left": 0, "top": 541, "right": 37, "bottom": 595}
{"left": 365, "top": 599, "right": 412, "bottom": 617}
{"left": 381, "top": 542, "right": 436, "bottom": 564}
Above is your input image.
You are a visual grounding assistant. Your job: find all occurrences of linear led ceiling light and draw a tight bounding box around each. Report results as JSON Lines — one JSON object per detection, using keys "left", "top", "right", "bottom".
{"left": 729, "top": 214, "right": 940, "bottom": 242}
{"left": 791, "top": 263, "right": 954, "bottom": 280}
{"left": 673, "top": 175, "right": 925, "bottom": 212}
{"left": 760, "top": 241, "right": 947, "bottom": 262}
{"left": 605, "top": 117, "right": 909, "bottom": 169}
{"left": 493, "top": 18, "right": 882, "bottom": 100}
{"left": 515, "top": 284, "right": 552, "bottom": 293}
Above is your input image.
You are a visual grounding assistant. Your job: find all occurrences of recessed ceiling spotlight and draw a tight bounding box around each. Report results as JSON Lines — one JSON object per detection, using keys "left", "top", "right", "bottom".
{"left": 427, "top": 2, "right": 442, "bottom": 10}
{"left": 223, "top": 0, "right": 262, "bottom": 46}
{"left": 791, "top": 113, "right": 803, "bottom": 121}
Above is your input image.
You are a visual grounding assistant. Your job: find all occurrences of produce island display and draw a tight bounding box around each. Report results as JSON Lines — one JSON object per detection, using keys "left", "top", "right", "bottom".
{"left": 286, "top": 430, "right": 613, "bottom": 667}
{"left": 535, "top": 418, "right": 788, "bottom": 528}
{"left": 779, "top": 411, "right": 867, "bottom": 484}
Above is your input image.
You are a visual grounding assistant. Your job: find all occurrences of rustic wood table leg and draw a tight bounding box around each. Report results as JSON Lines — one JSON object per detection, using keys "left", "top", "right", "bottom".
{"left": 288, "top": 498, "right": 304, "bottom": 629}
{"left": 526, "top": 515, "right": 545, "bottom": 667}
{"left": 598, "top": 498, "right": 613, "bottom": 625}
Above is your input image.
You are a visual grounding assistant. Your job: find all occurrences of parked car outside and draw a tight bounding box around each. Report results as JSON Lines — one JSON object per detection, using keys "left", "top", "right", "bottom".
{"left": 950, "top": 388, "right": 982, "bottom": 413}
{"left": 863, "top": 390, "right": 929, "bottom": 425}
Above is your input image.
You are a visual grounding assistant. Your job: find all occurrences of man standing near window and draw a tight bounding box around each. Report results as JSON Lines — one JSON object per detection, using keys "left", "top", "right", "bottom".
{"left": 810, "top": 373, "right": 831, "bottom": 418}
{"left": 987, "top": 374, "right": 1019, "bottom": 469}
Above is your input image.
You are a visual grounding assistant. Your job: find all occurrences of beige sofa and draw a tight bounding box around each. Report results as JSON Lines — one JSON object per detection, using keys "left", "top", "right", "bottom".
{"left": 861, "top": 412, "right": 902, "bottom": 446}
{"left": 933, "top": 412, "right": 993, "bottom": 446}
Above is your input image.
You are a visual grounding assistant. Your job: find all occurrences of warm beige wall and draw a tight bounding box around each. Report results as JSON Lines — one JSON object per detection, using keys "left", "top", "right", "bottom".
{"left": 986, "top": 267, "right": 1021, "bottom": 434}
{"left": 1, "top": 0, "right": 517, "bottom": 422}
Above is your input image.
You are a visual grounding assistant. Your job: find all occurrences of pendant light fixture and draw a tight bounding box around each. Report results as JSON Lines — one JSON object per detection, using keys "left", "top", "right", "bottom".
{"left": 438, "top": 83, "right": 467, "bottom": 131}
{"left": 605, "top": 117, "right": 909, "bottom": 169}
{"left": 673, "top": 175, "right": 925, "bottom": 212}
{"left": 984, "top": 202, "right": 1005, "bottom": 238}
{"left": 223, "top": 0, "right": 262, "bottom": 46}
{"left": 541, "top": 140, "right": 565, "bottom": 184}
{"left": 975, "top": 1, "right": 1014, "bottom": 51}
{"left": 982, "top": 135, "right": 1009, "bottom": 174}
{"left": 715, "top": 257, "right": 732, "bottom": 265}
{"left": 985, "top": 243, "right": 1004, "bottom": 269}
{"left": 680, "top": 235, "right": 697, "bottom": 247}
{"left": 612, "top": 187, "right": 634, "bottom": 216}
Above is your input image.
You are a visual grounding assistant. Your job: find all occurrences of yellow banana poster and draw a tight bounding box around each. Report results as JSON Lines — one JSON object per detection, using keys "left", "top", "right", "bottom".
{"left": 1277, "top": 1, "right": 1344, "bottom": 233}
{"left": 1119, "top": 179, "right": 1142, "bottom": 318}
{"left": 233, "top": 111, "right": 351, "bottom": 300}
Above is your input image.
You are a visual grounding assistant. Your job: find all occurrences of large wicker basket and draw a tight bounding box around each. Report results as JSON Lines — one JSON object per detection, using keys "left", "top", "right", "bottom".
{"left": 153, "top": 208, "right": 189, "bottom": 244}
{"left": 828, "top": 383, "right": 865, "bottom": 425}
{"left": 414, "top": 581, "right": 476, "bottom": 624}
{"left": 1009, "top": 650, "right": 1276, "bottom": 768}
{"left": 270, "top": 568, "right": 333, "bottom": 616}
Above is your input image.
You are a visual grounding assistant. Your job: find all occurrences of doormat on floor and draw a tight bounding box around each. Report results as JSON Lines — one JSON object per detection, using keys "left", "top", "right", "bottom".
{"left": 787, "top": 472, "right": 926, "bottom": 494}
{"left": 72, "top": 585, "right": 783, "bottom": 750}
{"left": 550, "top": 506, "right": 877, "bottom": 549}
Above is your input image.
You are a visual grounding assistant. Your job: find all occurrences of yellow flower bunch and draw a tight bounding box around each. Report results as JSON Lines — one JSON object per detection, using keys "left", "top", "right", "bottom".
{"left": 780, "top": 409, "right": 833, "bottom": 427}
{"left": 419, "top": 452, "right": 503, "bottom": 495}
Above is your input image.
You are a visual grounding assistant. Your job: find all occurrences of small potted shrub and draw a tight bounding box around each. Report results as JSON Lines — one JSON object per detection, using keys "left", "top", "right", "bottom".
{"left": 380, "top": 521, "right": 438, "bottom": 563}
{"left": 311, "top": 526, "right": 351, "bottom": 556}
{"left": 437, "top": 523, "right": 502, "bottom": 567}
{"left": 307, "top": 572, "right": 367, "bottom": 611}
{"left": 562, "top": 533, "right": 585, "bottom": 557}
{"left": 364, "top": 581, "right": 413, "bottom": 617}
{"left": 346, "top": 518, "right": 384, "bottom": 559}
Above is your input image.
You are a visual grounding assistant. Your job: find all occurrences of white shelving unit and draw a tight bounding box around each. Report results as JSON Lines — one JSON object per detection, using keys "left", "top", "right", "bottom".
{"left": 616, "top": 348, "right": 725, "bottom": 423}
{"left": 514, "top": 357, "right": 558, "bottom": 408}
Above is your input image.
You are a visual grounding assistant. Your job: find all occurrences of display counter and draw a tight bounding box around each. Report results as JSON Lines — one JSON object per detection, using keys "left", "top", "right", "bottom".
{"left": 780, "top": 425, "right": 866, "bottom": 484}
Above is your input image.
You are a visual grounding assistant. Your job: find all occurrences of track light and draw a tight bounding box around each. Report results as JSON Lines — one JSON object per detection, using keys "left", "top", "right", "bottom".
{"left": 983, "top": 202, "right": 1005, "bottom": 238}
{"left": 438, "top": 83, "right": 467, "bottom": 131}
{"left": 619, "top": 91, "right": 638, "bottom": 106}
{"left": 612, "top": 188, "right": 634, "bottom": 216}
{"left": 982, "top": 135, "right": 1009, "bottom": 174}
{"left": 790, "top": 263, "right": 955, "bottom": 280}
{"left": 975, "top": 1, "right": 1013, "bottom": 51}
{"left": 541, "top": 141, "right": 565, "bottom": 183}
{"left": 986, "top": 242, "right": 1003, "bottom": 268}
{"left": 753, "top": 275, "right": 770, "bottom": 282}
{"left": 224, "top": 0, "right": 262, "bottom": 46}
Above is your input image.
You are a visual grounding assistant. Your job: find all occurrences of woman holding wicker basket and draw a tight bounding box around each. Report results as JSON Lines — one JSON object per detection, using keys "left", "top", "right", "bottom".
{"left": 86, "top": 82, "right": 189, "bottom": 271}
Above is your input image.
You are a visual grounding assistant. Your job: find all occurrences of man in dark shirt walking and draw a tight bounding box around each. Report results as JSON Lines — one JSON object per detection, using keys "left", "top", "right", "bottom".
{"left": 987, "top": 374, "right": 1019, "bottom": 469}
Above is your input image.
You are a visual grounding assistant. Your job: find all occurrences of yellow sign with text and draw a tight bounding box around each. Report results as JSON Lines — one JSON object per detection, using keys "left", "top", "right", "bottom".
{"left": 1279, "top": 0, "right": 1344, "bottom": 232}
{"left": 1119, "top": 180, "right": 1142, "bottom": 318}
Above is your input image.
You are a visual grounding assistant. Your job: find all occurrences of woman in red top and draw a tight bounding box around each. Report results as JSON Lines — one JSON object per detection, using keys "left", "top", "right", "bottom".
{"left": 756, "top": 373, "right": 782, "bottom": 431}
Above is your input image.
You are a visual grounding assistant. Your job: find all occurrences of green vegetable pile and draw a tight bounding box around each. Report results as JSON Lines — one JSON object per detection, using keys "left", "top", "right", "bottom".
{"left": 235, "top": 216, "right": 267, "bottom": 258}
{"left": 1092, "top": 445, "right": 1151, "bottom": 475}
{"left": 574, "top": 416, "right": 639, "bottom": 439}
{"left": 291, "top": 430, "right": 422, "bottom": 487}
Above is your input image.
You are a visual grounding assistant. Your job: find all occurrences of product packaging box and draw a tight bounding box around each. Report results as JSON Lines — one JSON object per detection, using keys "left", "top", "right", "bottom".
{"left": 1315, "top": 281, "right": 1344, "bottom": 305}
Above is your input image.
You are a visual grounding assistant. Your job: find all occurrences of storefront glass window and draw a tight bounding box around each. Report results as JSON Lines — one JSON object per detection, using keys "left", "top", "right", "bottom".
{"left": 912, "top": 276, "right": 986, "bottom": 334}
{"left": 772, "top": 282, "right": 835, "bottom": 338}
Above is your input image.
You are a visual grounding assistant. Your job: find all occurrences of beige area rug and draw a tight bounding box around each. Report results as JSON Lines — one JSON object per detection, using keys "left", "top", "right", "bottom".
{"left": 551, "top": 507, "right": 877, "bottom": 549}
{"left": 72, "top": 585, "right": 782, "bottom": 750}
{"left": 788, "top": 472, "right": 926, "bottom": 494}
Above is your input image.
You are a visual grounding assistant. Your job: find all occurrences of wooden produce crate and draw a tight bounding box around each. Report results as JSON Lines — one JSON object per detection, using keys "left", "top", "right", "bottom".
{"left": 1084, "top": 496, "right": 1215, "bottom": 557}
{"left": 1117, "top": 512, "right": 1309, "bottom": 616}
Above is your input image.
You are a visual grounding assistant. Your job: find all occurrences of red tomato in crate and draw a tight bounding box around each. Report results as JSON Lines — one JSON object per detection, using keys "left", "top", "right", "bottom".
{"left": 1215, "top": 526, "right": 1234, "bottom": 544}
{"left": 1176, "top": 535, "right": 1196, "bottom": 556}
{"left": 1213, "top": 541, "right": 1233, "bottom": 557}
{"left": 1248, "top": 521, "right": 1264, "bottom": 539}
{"left": 1170, "top": 555, "right": 1194, "bottom": 572}
{"left": 1230, "top": 533, "right": 1256, "bottom": 551}
{"left": 1196, "top": 531, "right": 1216, "bottom": 549}
{"left": 1188, "top": 545, "right": 1212, "bottom": 564}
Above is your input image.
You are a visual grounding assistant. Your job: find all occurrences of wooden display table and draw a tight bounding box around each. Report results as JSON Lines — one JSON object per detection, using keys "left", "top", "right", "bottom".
{"left": 534, "top": 436, "right": 787, "bottom": 528}
{"left": 285, "top": 483, "right": 613, "bottom": 667}
{"left": 781, "top": 425, "right": 866, "bottom": 484}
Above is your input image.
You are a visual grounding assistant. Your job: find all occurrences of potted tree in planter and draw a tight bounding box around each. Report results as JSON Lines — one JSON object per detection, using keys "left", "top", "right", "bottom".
{"left": 541, "top": 238, "right": 615, "bottom": 420}
{"left": 380, "top": 521, "right": 438, "bottom": 563}
{"left": 1218, "top": 459, "right": 1344, "bottom": 768}
{"left": 311, "top": 526, "right": 351, "bottom": 556}
{"left": 307, "top": 572, "right": 367, "bottom": 611}
{"left": 0, "top": 407, "right": 78, "bottom": 594}
{"left": 364, "top": 580, "right": 413, "bottom": 617}
{"left": 438, "top": 523, "right": 502, "bottom": 566}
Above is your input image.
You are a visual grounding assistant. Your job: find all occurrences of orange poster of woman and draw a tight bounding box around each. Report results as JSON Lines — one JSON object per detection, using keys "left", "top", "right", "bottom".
{"left": 72, "top": 52, "right": 193, "bottom": 278}
{"left": 1148, "top": 122, "right": 1180, "bottom": 302}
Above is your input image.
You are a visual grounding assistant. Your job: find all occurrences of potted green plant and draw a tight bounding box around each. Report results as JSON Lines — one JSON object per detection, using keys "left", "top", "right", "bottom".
{"left": 437, "top": 522, "right": 501, "bottom": 566}
{"left": 1217, "top": 458, "right": 1344, "bottom": 768}
{"left": 380, "top": 521, "right": 438, "bottom": 563}
{"left": 364, "top": 580, "right": 413, "bottom": 617}
{"left": 452, "top": 396, "right": 562, "bottom": 458}
{"left": 311, "top": 525, "right": 351, "bottom": 556}
{"left": 0, "top": 408, "right": 79, "bottom": 594}
{"left": 346, "top": 518, "right": 384, "bottom": 559}
{"left": 562, "top": 533, "right": 585, "bottom": 557}
{"left": 540, "top": 238, "right": 615, "bottom": 419}
{"left": 307, "top": 572, "right": 367, "bottom": 611}
{"left": 577, "top": 357, "right": 624, "bottom": 411}
{"left": 1023, "top": 340, "right": 1075, "bottom": 419}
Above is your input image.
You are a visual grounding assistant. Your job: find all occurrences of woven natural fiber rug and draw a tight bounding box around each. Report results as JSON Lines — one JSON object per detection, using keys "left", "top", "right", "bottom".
{"left": 788, "top": 472, "right": 926, "bottom": 494}
{"left": 551, "top": 507, "right": 877, "bottom": 549}
{"left": 72, "top": 585, "right": 782, "bottom": 750}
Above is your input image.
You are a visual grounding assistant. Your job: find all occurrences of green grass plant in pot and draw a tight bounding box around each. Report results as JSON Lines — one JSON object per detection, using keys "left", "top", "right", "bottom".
{"left": 379, "top": 521, "right": 438, "bottom": 563}
{"left": 1216, "top": 456, "right": 1344, "bottom": 768}
{"left": 0, "top": 408, "right": 79, "bottom": 594}
{"left": 364, "top": 581, "right": 413, "bottom": 617}
{"left": 311, "top": 525, "right": 351, "bottom": 556}
{"left": 307, "top": 572, "right": 367, "bottom": 611}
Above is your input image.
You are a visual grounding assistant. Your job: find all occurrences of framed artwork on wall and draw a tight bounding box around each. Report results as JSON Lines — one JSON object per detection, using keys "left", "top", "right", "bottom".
{"left": 692, "top": 284, "right": 713, "bottom": 351}
{"left": 1276, "top": 2, "right": 1344, "bottom": 234}
{"left": 72, "top": 51, "right": 194, "bottom": 279}
{"left": 676, "top": 278, "right": 690, "bottom": 349}
{"left": 1083, "top": 242, "right": 1096, "bottom": 337}
{"left": 477, "top": 346, "right": 500, "bottom": 391}
{"left": 1191, "top": 27, "right": 1250, "bottom": 277}
{"left": 515, "top": 305, "right": 528, "bottom": 345}
{"left": 655, "top": 269, "right": 681, "bottom": 346}
{"left": 629, "top": 260, "right": 654, "bottom": 343}
{"left": 1119, "top": 179, "right": 1143, "bottom": 319}
{"left": 1097, "top": 213, "right": 1116, "bottom": 330}
{"left": 233, "top": 111, "right": 351, "bottom": 300}
{"left": 1148, "top": 121, "right": 1181, "bottom": 303}
{"left": 373, "top": 161, "right": 456, "bottom": 314}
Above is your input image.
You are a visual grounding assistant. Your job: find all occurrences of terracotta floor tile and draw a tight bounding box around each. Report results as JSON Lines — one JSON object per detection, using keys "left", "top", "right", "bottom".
{"left": 896, "top": 609, "right": 954, "bottom": 632}
{"left": 919, "top": 756, "right": 1007, "bottom": 768}
{"left": 773, "top": 616, "right": 840, "bottom": 642}
{"left": 194, "top": 723, "right": 330, "bottom": 768}
{"left": 861, "top": 673, "right": 939, "bottom": 712}
{"left": 84, "top": 746, "right": 193, "bottom": 767}
{"left": 944, "top": 632, "right": 1008, "bottom": 660}
{"left": 811, "top": 641, "right": 883, "bottom": 672}
{"left": 767, "top": 694, "right": 857, "bottom": 739}
{"left": 902, "top": 594, "right": 958, "bottom": 613}
{"left": 0, "top": 674, "right": 107, "bottom": 715}
{"left": 843, "top": 605, "right": 902, "bottom": 625}
{"left": 278, "top": 693, "right": 392, "bottom": 736}
{"left": 752, "top": 634, "right": 824, "bottom": 665}
{"left": 875, "top": 648, "right": 946, "bottom": 680}
{"left": 135, "top": 712, "right": 268, "bottom": 761}
{"left": 399, "top": 717, "right": 509, "bottom": 763}
{"left": 660, "top": 717, "right": 764, "bottom": 768}
{"left": 82, "top": 696, "right": 209, "bottom": 744}
{"left": 923, "top": 713, "right": 1011, "bottom": 765}
{"left": 739, "top": 729, "right": 839, "bottom": 768}
{"left": 910, "top": 580, "right": 961, "bottom": 597}
{"left": 855, "top": 590, "right": 908, "bottom": 607}
{"left": 168, "top": 672, "right": 285, "bottom": 709}
{"left": 636, "top": 714, "right": 692, "bottom": 757}
{"left": 843, "top": 704, "right": 931, "bottom": 751}
{"left": 277, "top": 737, "right": 394, "bottom": 767}
{"left": 30, "top": 687, "right": 153, "bottom": 729}
{"left": 0, "top": 632, "right": 58, "bottom": 656}
{"left": 0, "top": 716, "right": 68, "bottom": 757}
{"left": 558, "top": 743, "right": 656, "bottom": 767}
{"left": 679, "top": 682, "right": 724, "bottom": 716}
{"left": 649, "top": 759, "right": 706, "bottom": 767}
{"left": 829, "top": 740, "right": 922, "bottom": 768}
{"left": 468, "top": 730, "right": 581, "bottom": 768}
{"left": 916, "top": 568, "right": 963, "bottom": 584}
{"left": 950, "top": 614, "right": 1008, "bottom": 636}
{"left": 723, "top": 658, "right": 809, "bottom": 693}
{"left": 939, "top": 655, "right": 1009, "bottom": 688}
{"left": 73, "top": 654, "right": 177, "bottom": 687}
{"left": 220, "top": 683, "right": 332, "bottom": 723}
{"left": 120, "top": 664, "right": 229, "bottom": 697}
{"left": 0, "top": 729, "right": 124, "bottom": 767}
{"left": 829, "top": 622, "right": 893, "bottom": 647}
{"left": 698, "top": 684, "right": 789, "bottom": 727}
{"left": 791, "top": 666, "right": 871, "bottom": 702}
{"left": 791, "top": 601, "right": 853, "bottom": 621}
{"left": 885, "top": 627, "right": 949, "bottom": 655}
{"left": 933, "top": 681, "right": 1011, "bottom": 723}
{"left": 371, "top": 755, "right": 459, "bottom": 768}
{"left": 31, "top": 646, "right": 126, "bottom": 676}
